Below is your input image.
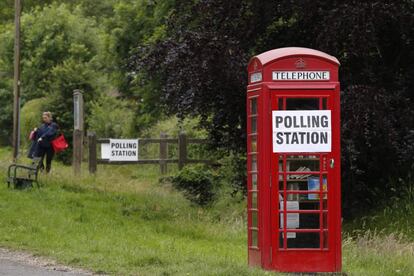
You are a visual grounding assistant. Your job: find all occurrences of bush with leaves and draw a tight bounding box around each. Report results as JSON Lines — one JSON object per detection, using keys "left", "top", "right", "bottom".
{"left": 0, "top": 78, "right": 12, "bottom": 145}
{"left": 88, "top": 95, "right": 135, "bottom": 138}
{"left": 0, "top": 4, "right": 103, "bottom": 161}
{"left": 171, "top": 165, "right": 219, "bottom": 206}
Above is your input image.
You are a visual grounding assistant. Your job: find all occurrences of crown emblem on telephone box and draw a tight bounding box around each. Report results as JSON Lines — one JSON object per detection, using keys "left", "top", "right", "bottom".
{"left": 295, "top": 58, "right": 306, "bottom": 69}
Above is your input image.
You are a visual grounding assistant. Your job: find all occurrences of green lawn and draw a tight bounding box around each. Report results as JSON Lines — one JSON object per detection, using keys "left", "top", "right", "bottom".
{"left": 0, "top": 147, "right": 413, "bottom": 275}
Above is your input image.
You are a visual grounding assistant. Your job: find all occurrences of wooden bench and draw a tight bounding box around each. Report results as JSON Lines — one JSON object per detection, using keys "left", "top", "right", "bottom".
{"left": 7, "top": 157, "right": 41, "bottom": 189}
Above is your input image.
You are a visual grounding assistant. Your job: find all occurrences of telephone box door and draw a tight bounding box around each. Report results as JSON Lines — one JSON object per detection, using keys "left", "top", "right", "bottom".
{"left": 271, "top": 90, "right": 340, "bottom": 272}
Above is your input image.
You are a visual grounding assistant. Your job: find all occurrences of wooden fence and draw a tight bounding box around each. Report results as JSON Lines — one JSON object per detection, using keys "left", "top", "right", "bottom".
{"left": 87, "top": 132, "right": 210, "bottom": 175}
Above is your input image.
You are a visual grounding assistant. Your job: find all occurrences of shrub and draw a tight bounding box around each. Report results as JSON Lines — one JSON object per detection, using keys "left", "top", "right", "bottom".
{"left": 170, "top": 165, "right": 218, "bottom": 206}
{"left": 88, "top": 95, "right": 135, "bottom": 138}
{"left": 217, "top": 152, "right": 247, "bottom": 195}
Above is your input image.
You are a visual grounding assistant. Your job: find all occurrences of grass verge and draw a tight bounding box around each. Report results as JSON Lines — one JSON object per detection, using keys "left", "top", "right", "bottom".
{"left": 0, "top": 147, "right": 414, "bottom": 275}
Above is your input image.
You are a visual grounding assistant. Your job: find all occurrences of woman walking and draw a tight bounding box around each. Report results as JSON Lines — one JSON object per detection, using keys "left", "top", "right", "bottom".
{"left": 29, "top": 111, "right": 58, "bottom": 173}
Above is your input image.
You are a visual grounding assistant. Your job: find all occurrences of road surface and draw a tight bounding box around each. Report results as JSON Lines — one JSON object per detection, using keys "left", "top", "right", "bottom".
{"left": 0, "top": 248, "right": 91, "bottom": 276}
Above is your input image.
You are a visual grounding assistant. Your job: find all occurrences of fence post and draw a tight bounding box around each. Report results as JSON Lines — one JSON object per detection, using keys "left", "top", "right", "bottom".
{"left": 73, "top": 90, "right": 84, "bottom": 176}
{"left": 178, "top": 132, "right": 187, "bottom": 170}
{"left": 73, "top": 129, "right": 83, "bottom": 176}
{"left": 88, "top": 131, "right": 97, "bottom": 174}
{"left": 159, "top": 132, "right": 168, "bottom": 174}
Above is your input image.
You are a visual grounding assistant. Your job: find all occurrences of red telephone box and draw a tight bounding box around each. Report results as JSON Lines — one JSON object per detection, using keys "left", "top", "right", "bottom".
{"left": 246, "top": 47, "right": 341, "bottom": 272}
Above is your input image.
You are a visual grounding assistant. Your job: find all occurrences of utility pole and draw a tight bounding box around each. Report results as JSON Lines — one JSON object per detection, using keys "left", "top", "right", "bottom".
{"left": 12, "top": 0, "right": 22, "bottom": 162}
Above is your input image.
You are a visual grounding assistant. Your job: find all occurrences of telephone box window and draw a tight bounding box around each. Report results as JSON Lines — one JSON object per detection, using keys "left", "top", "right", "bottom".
{"left": 252, "top": 192, "right": 258, "bottom": 208}
{"left": 252, "top": 211, "right": 258, "bottom": 227}
{"left": 322, "top": 98, "right": 328, "bottom": 110}
{"left": 251, "top": 230, "right": 258, "bottom": 247}
{"left": 248, "top": 97, "right": 260, "bottom": 250}
{"left": 278, "top": 98, "right": 284, "bottom": 110}
{"left": 251, "top": 154, "right": 257, "bottom": 172}
{"left": 286, "top": 98, "right": 319, "bottom": 110}
{"left": 251, "top": 136, "right": 257, "bottom": 152}
{"left": 251, "top": 117, "right": 257, "bottom": 133}
{"left": 251, "top": 98, "right": 257, "bottom": 114}
{"left": 252, "top": 174, "right": 257, "bottom": 190}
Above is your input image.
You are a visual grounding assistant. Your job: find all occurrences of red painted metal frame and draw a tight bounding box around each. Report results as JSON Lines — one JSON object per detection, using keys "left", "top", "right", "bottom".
{"left": 246, "top": 48, "right": 341, "bottom": 273}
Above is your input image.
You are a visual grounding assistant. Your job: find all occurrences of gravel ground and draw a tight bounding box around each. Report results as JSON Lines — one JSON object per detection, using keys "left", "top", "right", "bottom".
{"left": 0, "top": 248, "right": 94, "bottom": 276}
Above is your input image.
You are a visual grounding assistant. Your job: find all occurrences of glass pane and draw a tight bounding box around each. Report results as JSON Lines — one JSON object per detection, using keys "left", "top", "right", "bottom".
{"left": 251, "top": 116, "right": 257, "bottom": 133}
{"left": 250, "top": 98, "right": 257, "bottom": 115}
{"left": 286, "top": 232, "right": 320, "bottom": 248}
{"left": 323, "top": 212, "right": 328, "bottom": 229}
{"left": 283, "top": 155, "right": 320, "bottom": 172}
{"left": 307, "top": 176, "right": 328, "bottom": 199}
{"left": 251, "top": 154, "right": 257, "bottom": 172}
{"left": 279, "top": 193, "right": 327, "bottom": 210}
{"left": 251, "top": 136, "right": 257, "bottom": 152}
{"left": 322, "top": 97, "right": 328, "bottom": 110}
{"left": 251, "top": 192, "right": 258, "bottom": 208}
{"left": 278, "top": 174, "right": 326, "bottom": 190}
{"left": 278, "top": 98, "right": 283, "bottom": 110}
{"left": 323, "top": 231, "right": 328, "bottom": 248}
{"left": 251, "top": 230, "right": 258, "bottom": 247}
{"left": 251, "top": 174, "right": 257, "bottom": 190}
{"left": 252, "top": 211, "right": 258, "bottom": 227}
{"left": 286, "top": 98, "right": 319, "bottom": 110}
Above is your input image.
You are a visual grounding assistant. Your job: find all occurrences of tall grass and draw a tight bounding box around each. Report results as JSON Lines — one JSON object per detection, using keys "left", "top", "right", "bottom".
{"left": 344, "top": 231, "right": 414, "bottom": 275}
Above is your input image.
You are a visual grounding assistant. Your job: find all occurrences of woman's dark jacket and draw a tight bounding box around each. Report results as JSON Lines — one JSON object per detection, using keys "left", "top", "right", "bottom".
{"left": 36, "top": 122, "right": 58, "bottom": 148}
{"left": 27, "top": 122, "right": 58, "bottom": 158}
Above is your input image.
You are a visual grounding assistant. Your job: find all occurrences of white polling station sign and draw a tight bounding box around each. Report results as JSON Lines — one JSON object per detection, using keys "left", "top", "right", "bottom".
{"left": 101, "top": 139, "right": 139, "bottom": 161}
{"left": 272, "top": 110, "right": 331, "bottom": 153}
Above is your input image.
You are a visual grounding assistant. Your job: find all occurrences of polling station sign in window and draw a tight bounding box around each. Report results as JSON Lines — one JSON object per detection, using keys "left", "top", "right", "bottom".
{"left": 101, "top": 139, "right": 139, "bottom": 161}
{"left": 272, "top": 110, "right": 331, "bottom": 153}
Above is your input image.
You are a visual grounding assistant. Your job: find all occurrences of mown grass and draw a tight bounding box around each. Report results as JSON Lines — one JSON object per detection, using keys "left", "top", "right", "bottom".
{"left": 0, "top": 147, "right": 414, "bottom": 275}
{"left": 0, "top": 148, "right": 265, "bottom": 275}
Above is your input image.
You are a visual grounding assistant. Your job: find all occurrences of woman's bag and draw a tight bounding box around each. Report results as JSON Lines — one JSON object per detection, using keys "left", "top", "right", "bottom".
{"left": 29, "top": 130, "right": 36, "bottom": 140}
{"left": 51, "top": 134, "right": 69, "bottom": 153}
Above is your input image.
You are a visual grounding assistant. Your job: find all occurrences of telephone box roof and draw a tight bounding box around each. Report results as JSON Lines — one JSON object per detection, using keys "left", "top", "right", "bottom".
{"left": 252, "top": 47, "right": 340, "bottom": 66}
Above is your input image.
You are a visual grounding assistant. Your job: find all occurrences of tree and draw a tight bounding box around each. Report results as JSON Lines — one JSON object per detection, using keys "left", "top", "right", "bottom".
{"left": 132, "top": 0, "right": 278, "bottom": 151}
{"left": 0, "top": 4, "right": 103, "bottom": 160}
{"left": 133, "top": 0, "right": 414, "bottom": 216}
{"left": 101, "top": 0, "right": 175, "bottom": 132}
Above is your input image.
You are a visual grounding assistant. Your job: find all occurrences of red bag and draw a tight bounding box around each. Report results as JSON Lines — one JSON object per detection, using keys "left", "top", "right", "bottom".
{"left": 51, "top": 134, "right": 69, "bottom": 153}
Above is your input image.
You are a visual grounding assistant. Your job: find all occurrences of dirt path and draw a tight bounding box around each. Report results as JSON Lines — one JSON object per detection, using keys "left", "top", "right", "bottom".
{"left": 0, "top": 248, "right": 92, "bottom": 276}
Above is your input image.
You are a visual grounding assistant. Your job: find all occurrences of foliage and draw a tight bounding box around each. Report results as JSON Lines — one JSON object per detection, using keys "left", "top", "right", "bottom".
{"left": 88, "top": 95, "right": 135, "bottom": 138}
{"left": 97, "top": 0, "right": 176, "bottom": 133}
{"left": 0, "top": 4, "right": 103, "bottom": 161}
{"left": 0, "top": 0, "right": 413, "bottom": 215}
{"left": 271, "top": 0, "right": 414, "bottom": 216}
{"left": 170, "top": 164, "right": 219, "bottom": 206}
{"left": 0, "top": 78, "right": 13, "bottom": 145}
{"left": 141, "top": 116, "right": 207, "bottom": 138}
{"left": 217, "top": 153, "right": 247, "bottom": 195}
{"left": 20, "top": 98, "right": 49, "bottom": 148}
{"left": 107, "top": 0, "right": 173, "bottom": 96}
{"left": 133, "top": 0, "right": 414, "bottom": 216}
{"left": 341, "top": 86, "right": 414, "bottom": 216}
{"left": 131, "top": 0, "right": 259, "bottom": 152}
